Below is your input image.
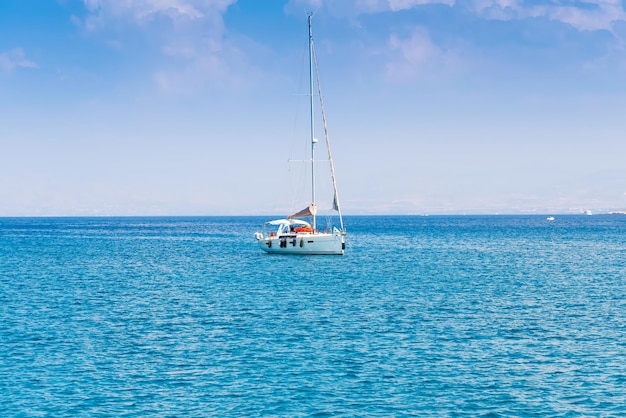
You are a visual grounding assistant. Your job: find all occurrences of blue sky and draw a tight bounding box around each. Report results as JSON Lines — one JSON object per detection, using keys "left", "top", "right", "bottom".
{"left": 1, "top": 0, "right": 625, "bottom": 215}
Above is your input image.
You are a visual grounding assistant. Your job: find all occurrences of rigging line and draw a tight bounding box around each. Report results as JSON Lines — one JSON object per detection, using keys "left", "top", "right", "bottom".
{"left": 312, "top": 41, "right": 345, "bottom": 231}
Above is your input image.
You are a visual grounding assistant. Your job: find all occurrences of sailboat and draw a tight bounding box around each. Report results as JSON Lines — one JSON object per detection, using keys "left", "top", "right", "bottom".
{"left": 254, "top": 14, "right": 347, "bottom": 255}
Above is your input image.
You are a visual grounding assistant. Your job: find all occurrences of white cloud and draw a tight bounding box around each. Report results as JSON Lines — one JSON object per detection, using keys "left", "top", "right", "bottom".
{"left": 153, "top": 41, "right": 250, "bottom": 93}
{"left": 80, "top": 0, "right": 233, "bottom": 27}
{"left": 387, "top": 28, "right": 439, "bottom": 78}
{"left": 385, "top": 27, "right": 463, "bottom": 80}
{"left": 285, "top": 0, "right": 453, "bottom": 16}
{"left": 76, "top": 0, "right": 242, "bottom": 91}
{"left": 77, "top": 0, "right": 235, "bottom": 39}
{"left": 541, "top": 1, "right": 626, "bottom": 32}
{"left": 387, "top": 0, "right": 454, "bottom": 11}
{"left": 470, "top": 0, "right": 626, "bottom": 32}
{"left": 288, "top": 0, "right": 626, "bottom": 32}
{"left": 0, "top": 48, "right": 37, "bottom": 74}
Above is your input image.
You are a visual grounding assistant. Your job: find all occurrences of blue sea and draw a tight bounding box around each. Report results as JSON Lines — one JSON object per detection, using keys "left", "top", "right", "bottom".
{"left": 1, "top": 215, "right": 625, "bottom": 416}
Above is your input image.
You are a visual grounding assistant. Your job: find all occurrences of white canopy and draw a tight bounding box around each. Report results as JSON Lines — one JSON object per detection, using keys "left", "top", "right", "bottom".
{"left": 265, "top": 219, "right": 311, "bottom": 227}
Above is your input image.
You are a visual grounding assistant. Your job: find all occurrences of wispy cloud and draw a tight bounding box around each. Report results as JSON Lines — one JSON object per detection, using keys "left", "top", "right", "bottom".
{"left": 79, "top": 0, "right": 232, "bottom": 29}
{"left": 153, "top": 40, "right": 251, "bottom": 93}
{"left": 288, "top": 0, "right": 626, "bottom": 32}
{"left": 387, "top": 0, "right": 454, "bottom": 11}
{"left": 75, "top": 0, "right": 241, "bottom": 92}
{"left": 288, "top": 0, "right": 626, "bottom": 80}
{"left": 469, "top": 0, "right": 626, "bottom": 32}
{"left": 285, "top": 0, "right": 452, "bottom": 16}
{"left": 0, "top": 48, "right": 37, "bottom": 74}
{"left": 385, "top": 27, "right": 465, "bottom": 80}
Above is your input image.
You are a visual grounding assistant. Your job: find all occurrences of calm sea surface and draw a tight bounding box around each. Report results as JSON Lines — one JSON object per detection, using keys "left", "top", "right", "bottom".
{"left": 1, "top": 215, "right": 625, "bottom": 416}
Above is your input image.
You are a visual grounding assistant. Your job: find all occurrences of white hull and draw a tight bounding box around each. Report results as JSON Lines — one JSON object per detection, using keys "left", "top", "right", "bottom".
{"left": 257, "top": 231, "right": 345, "bottom": 255}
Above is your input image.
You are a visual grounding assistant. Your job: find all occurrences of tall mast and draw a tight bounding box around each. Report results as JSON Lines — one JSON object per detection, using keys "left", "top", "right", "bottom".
{"left": 308, "top": 13, "right": 317, "bottom": 230}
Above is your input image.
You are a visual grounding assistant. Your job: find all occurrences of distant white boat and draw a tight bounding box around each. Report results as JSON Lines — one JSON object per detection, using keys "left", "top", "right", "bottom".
{"left": 546, "top": 216, "right": 555, "bottom": 221}
{"left": 254, "top": 15, "right": 346, "bottom": 255}
{"left": 584, "top": 210, "right": 592, "bottom": 215}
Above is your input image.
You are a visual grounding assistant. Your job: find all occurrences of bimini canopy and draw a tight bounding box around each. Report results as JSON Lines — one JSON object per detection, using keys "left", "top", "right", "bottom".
{"left": 288, "top": 204, "right": 317, "bottom": 220}
{"left": 265, "top": 219, "right": 311, "bottom": 227}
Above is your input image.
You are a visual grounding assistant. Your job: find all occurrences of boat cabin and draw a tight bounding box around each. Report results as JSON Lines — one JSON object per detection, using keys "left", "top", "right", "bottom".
{"left": 264, "top": 219, "right": 314, "bottom": 237}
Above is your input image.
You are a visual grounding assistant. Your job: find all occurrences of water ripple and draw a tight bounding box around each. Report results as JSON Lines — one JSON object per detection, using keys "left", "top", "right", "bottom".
{"left": 1, "top": 216, "right": 625, "bottom": 416}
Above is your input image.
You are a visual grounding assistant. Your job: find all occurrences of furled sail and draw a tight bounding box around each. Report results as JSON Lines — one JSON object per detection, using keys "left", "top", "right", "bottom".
{"left": 288, "top": 203, "right": 317, "bottom": 219}
{"left": 313, "top": 46, "right": 343, "bottom": 230}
